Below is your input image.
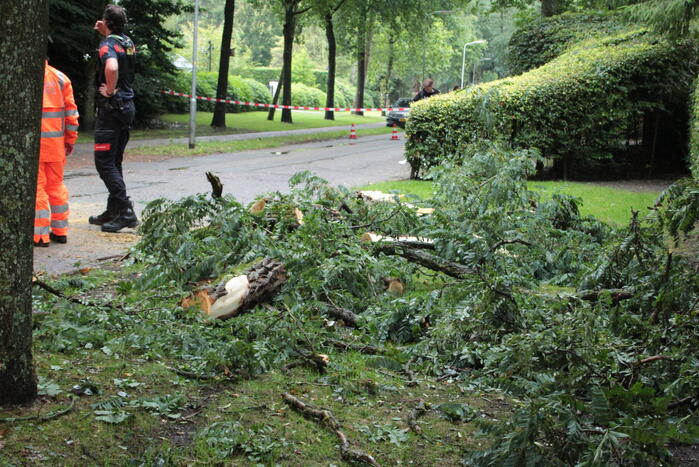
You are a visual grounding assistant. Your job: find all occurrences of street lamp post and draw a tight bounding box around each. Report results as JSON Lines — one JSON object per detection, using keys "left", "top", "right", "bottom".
{"left": 460, "top": 40, "right": 487, "bottom": 89}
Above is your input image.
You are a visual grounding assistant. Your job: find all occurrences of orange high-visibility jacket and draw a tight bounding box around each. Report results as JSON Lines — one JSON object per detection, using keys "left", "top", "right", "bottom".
{"left": 41, "top": 63, "right": 79, "bottom": 162}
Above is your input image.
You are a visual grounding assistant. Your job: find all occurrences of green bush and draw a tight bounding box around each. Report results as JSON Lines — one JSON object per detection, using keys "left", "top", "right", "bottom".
{"left": 249, "top": 67, "right": 328, "bottom": 91}
{"left": 290, "top": 83, "right": 326, "bottom": 108}
{"left": 690, "top": 79, "right": 699, "bottom": 178}
{"left": 507, "top": 13, "right": 625, "bottom": 75}
{"left": 405, "top": 29, "right": 698, "bottom": 179}
{"left": 242, "top": 78, "right": 272, "bottom": 107}
{"left": 334, "top": 79, "right": 354, "bottom": 108}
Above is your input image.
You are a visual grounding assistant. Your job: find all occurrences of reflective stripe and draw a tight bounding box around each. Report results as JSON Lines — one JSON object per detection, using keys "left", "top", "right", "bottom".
{"left": 51, "top": 220, "right": 68, "bottom": 229}
{"left": 66, "top": 125, "right": 79, "bottom": 132}
{"left": 41, "top": 131, "right": 64, "bottom": 138}
{"left": 51, "top": 204, "right": 69, "bottom": 214}
{"left": 34, "top": 226, "right": 50, "bottom": 235}
{"left": 65, "top": 109, "right": 79, "bottom": 116}
{"left": 35, "top": 209, "right": 50, "bottom": 218}
{"left": 43, "top": 110, "right": 65, "bottom": 118}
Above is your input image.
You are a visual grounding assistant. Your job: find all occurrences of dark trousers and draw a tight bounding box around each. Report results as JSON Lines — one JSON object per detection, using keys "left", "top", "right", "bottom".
{"left": 94, "top": 99, "right": 135, "bottom": 211}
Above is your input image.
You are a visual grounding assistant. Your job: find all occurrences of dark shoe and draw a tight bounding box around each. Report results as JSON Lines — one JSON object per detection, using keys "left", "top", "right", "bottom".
{"left": 101, "top": 208, "right": 139, "bottom": 232}
{"left": 89, "top": 210, "right": 115, "bottom": 225}
{"left": 89, "top": 198, "right": 118, "bottom": 225}
{"left": 50, "top": 233, "right": 67, "bottom": 244}
{"left": 34, "top": 240, "right": 49, "bottom": 248}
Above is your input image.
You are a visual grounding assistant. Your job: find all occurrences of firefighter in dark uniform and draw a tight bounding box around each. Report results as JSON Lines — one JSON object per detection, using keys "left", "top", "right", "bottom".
{"left": 89, "top": 4, "right": 138, "bottom": 232}
{"left": 412, "top": 79, "right": 440, "bottom": 102}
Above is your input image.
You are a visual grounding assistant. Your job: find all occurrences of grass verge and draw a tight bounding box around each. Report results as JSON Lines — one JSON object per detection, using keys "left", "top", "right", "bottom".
{"left": 77, "top": 110, "right": 386, "bottom": 143}
{"left": 128, "top": 126, "right": 395, "bottom": 158}
{"left": 358, "top": 179, "right": 662, "bottom": 226}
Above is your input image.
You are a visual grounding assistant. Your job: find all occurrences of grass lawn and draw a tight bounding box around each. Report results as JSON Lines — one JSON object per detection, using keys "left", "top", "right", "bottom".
{"left": 77, "top": 110, "right": 386, "bottom": 143}
{"left": 358, "top": 180, "right": 661, "bottom": 226}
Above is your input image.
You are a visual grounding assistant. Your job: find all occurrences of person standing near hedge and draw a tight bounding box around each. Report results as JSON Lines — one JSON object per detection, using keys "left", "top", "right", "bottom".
{"left": 412, "top": 79, "right": 440, "bottom": 102}
{"left": 89, "top": 4, "right": 139, "bottom": 233}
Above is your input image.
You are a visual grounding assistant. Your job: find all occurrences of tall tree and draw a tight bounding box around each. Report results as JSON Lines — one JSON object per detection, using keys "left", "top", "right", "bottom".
{"left": 0, "top": 0, "right": 48, "bottom": 405}
{"left": 279, "top": 0, "right": 312, "bottom": 123}
{"left": 211, "top": 0, "right": 235, "bottom": 128}
{"left": 313, "top": 0, "right": 347, "bottom": 120}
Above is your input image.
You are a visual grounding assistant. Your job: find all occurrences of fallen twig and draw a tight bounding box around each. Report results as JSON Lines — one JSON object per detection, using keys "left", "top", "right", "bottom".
{"left": 282, "top": 393, "right": 379, "bottom": 466}
{"left": 166, "top": 366, "right": 217, "bottom": 381}
{"left": 0, "top": 397, "right": 75, "bottom": 423}
{"left": 634, "top": 355, "right": 672, "bottom": 366}
{"left": 374, "top": 243, "right": 474, "bottom": 279}
{"left": 406, "top": 400, "right": 430, "bottom": 435}
{"left": 32, "top": 277, "right": 114, "bottom": 310}
{"left": 324, "top": 305, "right": 360, "bottom": 328}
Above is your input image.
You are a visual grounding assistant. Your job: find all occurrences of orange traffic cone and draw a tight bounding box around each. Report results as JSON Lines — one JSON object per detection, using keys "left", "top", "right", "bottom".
{"left": 349, "top": 123, "right": 357, "bottom": 139}
{"left": 390, "top": 124, "right": 399, "bottom": 141}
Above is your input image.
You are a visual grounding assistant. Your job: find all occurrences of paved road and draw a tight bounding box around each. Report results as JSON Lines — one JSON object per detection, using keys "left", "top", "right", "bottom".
{"left": 33, "top": 133, "right": 409, "bottom": 275}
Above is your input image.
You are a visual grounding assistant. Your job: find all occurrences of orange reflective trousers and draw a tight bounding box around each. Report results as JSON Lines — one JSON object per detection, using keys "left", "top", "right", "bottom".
{"left": 35, "top": 63, "right": 79, "bottom": 244}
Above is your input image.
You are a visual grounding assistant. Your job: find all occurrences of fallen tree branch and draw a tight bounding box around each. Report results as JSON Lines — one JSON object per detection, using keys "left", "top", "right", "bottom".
{"left": 283, "top": 352, "right": 329, "bottom": 374}
{"left": 0, "top": 397, "right": 75, "bottom": 423}
{"left": 282, "top": 393, "right": 379, "bottom": 466}
{"left": 33, "top": 277, "right": 114, "bottom": 310}
{"left": 634, "top": 355, "right": 672, "bottom": 366}
{"left": 374, "top": 243, "right": 474, "bottom": 279}
{"left": 324, "top": 305, "right": 360, "bottom": 328}
{"left": 576, "top": 288, "right": 636, "bottom": 303}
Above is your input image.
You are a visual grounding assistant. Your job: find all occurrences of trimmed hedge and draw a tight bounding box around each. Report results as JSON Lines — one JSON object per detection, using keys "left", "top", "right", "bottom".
{"left": 406, "top": 28, "right": 698, "bottom": 179}
{"left": 691, "top": 79, "right": 699, "bottom": 179}
{"left": 507, "top": 13, "right": 625, "bottom": 75}
{"left": 249, "top": 67, "right": 328, "bottom": 90}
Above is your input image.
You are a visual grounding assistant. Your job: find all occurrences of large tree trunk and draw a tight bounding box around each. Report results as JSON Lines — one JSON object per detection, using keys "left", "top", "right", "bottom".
{"left": 0, "top": 0, "right": 47, "bottom": 405}
{"left": 381, "top": 38, "right": 395, "bottom": 116}
{"left": 280, "top": 1, "right": 296, "bottom": 124}
{"left": 352, "top": 13, "right": 367, "bottom": 117}
{"left": 211, "top": 0, "right": 235, "bottom": 128}
{"left": 324, "top": 12, "right": 337, "bottom": 121}
{"left": 82, "top": 56, "right": 97, "bottom": 131}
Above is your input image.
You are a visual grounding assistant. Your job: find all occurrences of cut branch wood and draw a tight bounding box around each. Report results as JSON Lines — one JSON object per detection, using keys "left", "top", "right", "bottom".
{"left": 361, "top": 232, "right": 435, "bottom": 249}
{"left": 324, "top": 305, "right": 360, "bottom": 328}
{"left": 374, "top": 243, "right": 474, "bottom": 279}
{"left": 634, "top": 355, "right": 672, "bottom": 365}
{"left": 182, "top": 258, "right": 287, "bottom": 320}
{"left": 282, "top": 393, "right": 380, "bottom": 466}
{"left": 205, "top": 171, "right": 223, "bottom": 199}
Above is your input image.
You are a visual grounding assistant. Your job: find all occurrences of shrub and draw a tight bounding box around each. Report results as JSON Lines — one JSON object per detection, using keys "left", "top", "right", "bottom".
{"left": 290, "top": 83, "right": 326, "bottom": 108}
{"left": 242, "top": 78, "right": 272, "bottom": 107}
{"left": 167, "top": 71, "right": 261, "bottom": 113}
{"left": 405, "top": 28, "right": 698, "bottom": 179}
{"left": 334, "top": 79, "right": 354, "bottom": 108}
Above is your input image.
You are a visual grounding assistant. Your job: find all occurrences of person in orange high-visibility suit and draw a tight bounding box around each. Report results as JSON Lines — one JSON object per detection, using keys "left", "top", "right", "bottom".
{"left": 34, "top": 62, "right": 79, "bottom": 247}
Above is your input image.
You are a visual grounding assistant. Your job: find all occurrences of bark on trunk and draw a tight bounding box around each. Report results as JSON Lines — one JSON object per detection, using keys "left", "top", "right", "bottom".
{"left": 352, "top": 8, "right": 367, "bottom": 117}
{"left": 211, "top": 0, "right": 235, "bottom": 128}
{"left": 281, "top": 1, "right": 296, "bottom": 124}
{"left": 324, "top": 12, "right": 337, "bottom": 121}
{"left": 0, "top": 0, "right": 47, "bottom": 405}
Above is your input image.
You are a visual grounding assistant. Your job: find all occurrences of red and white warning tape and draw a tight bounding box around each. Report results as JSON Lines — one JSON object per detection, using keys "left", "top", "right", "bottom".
{"left": 160, "top": 90, "right": 410, "bottom": 113}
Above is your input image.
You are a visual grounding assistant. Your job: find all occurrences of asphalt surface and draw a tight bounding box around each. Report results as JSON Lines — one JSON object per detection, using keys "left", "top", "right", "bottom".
{"left": 33, "top": 131, "right": 409, "bottom": 276}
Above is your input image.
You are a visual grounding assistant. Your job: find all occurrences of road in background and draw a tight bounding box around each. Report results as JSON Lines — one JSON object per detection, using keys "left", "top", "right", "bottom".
{"left": 34, "top": 133, "right": 409, "bottom": 275}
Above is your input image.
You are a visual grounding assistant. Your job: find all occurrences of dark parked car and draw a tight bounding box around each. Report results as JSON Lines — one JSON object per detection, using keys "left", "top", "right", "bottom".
{"left": 386, "top": 98, "right": 411, "bottom": 128}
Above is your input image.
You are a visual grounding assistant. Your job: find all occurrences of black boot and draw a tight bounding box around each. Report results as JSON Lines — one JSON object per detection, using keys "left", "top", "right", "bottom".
{"left": 101, "top": 203, "right": 139, "bottom": 233}
{"left": 50, "top": 232, "right": 67, "bottom": 244}
{"left": 89, "top": 198, "right": 117, "bottom": 225}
